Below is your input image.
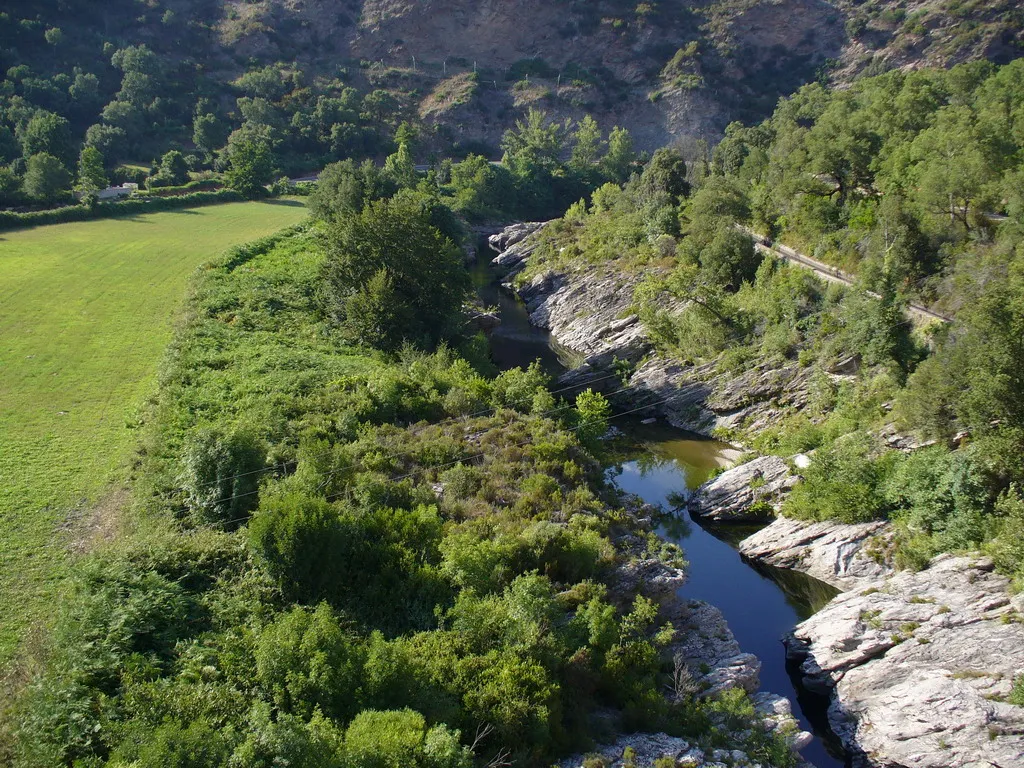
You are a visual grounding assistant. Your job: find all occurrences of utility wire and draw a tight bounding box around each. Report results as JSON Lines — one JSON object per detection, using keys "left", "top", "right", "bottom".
{"left": 35, "top": 390, "right": 678, "bottom": 549}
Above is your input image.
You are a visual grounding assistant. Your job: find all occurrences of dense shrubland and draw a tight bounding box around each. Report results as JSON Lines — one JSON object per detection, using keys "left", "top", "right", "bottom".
{"left": 5, "top": 174, "right": 797, "bottom": 766}
{"left": 517, "top": 59, "right": 1024, "bottom": 588}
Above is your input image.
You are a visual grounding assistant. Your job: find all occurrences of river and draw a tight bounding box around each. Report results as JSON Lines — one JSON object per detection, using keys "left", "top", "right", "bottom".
{"left": 472, "top": 245, "right": 847, "bottom": 768}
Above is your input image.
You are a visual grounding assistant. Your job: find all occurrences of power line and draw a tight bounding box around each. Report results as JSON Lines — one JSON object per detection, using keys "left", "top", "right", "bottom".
{"left": 197, "top": 374, "right": 650, "bottom": 511}
{"left": 33, "top": 391, "right": 679, "bottom": 556}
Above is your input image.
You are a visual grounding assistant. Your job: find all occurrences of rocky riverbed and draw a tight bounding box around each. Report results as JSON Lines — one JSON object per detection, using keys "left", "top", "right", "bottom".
{"left": 488, "top": 223, "right": 1024, "bottom": 768}
{"left": 787, "top": 555, "right": 1024, "bottom": 768}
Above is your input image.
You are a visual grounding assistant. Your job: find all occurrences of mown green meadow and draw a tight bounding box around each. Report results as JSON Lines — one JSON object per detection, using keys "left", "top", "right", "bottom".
{"left": 0, "top": 200, "right": 309, "bottom": 664}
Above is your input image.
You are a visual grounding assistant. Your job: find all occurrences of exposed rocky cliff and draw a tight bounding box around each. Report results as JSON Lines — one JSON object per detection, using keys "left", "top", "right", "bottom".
{"left": 488, "top": 223, "right": 814, "bottom": 437}
{"left": 786, "top": 555, "right": 1024, "bottom": 768}
{"left": 218, "top": 0, "right": 1020, "bottom": 150}
{"left": 738, "top": 517, "right": 894, "bottom": 591}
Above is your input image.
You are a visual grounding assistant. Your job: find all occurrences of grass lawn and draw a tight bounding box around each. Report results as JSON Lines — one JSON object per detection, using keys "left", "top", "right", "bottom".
{"left": 0, "top": 199, "right": 309, "bottom": 665}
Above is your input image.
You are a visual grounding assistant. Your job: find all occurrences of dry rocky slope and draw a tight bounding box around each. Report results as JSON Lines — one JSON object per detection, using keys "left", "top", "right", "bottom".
{"left": 489, "top": 223, "right": 1024, "bottom": 768}
{"left": 209, "top": 0, "right": 1021, "bottom": 150}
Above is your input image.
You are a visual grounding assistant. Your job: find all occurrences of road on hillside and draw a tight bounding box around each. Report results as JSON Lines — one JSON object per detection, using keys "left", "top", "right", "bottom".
{"left": 740, "top": 227, "right": 952, "bottom": 325}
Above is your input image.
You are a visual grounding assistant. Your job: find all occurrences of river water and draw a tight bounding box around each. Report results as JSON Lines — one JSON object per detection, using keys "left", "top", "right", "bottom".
{"left": 473, "top": 246, "right": 847, "bottom": 767}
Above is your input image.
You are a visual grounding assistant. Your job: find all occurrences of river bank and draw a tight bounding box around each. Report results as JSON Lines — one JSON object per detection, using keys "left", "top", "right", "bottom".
{"left": 482, "top": 221, "right": 1024, "bottom": 768}
{"left": 474, "top": 234, "right": 846, "bottom": 767}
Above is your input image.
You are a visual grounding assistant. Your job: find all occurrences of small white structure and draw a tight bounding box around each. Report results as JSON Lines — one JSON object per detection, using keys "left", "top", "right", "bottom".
{"left": 96, "top": 183, "right": 138, "bottom": 201}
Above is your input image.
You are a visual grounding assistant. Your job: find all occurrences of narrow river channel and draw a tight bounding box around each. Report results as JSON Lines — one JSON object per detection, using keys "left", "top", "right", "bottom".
{"left": 472, "top": 245, "right": 847, "bottom": 768}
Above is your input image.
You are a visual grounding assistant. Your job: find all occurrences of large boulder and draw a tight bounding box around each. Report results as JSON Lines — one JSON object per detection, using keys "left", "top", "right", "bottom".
{"left": 488, "top": 221, "right": 548, "bottom": 276}
{"left": 738, "top": 516, "right": 893, "bottom": 590}
{"left": 688, "top": 456, "right": 796, "bottom": 522}
{"left": 786, "top": 555, "right": 1024, "bottom": 768}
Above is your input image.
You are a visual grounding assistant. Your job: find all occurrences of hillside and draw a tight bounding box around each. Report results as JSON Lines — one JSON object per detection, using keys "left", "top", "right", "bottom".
{"left": 5, "top": 0, "right": 1021, "bottom": 171}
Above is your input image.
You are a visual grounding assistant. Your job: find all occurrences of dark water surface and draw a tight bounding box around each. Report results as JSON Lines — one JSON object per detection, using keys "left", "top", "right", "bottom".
{"left": 475, "top": 242, "right": 846, "bottom": 768}
{"left": 607, "top": 424, "right": 845, "bottom": 768}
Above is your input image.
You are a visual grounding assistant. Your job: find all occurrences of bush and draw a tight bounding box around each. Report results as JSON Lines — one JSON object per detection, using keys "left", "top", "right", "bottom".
{"left": 0, "top": 189, "right": 245, "bottom": 232}
{"left": 254, "top": 603, "right": 364, "bottom": 720}
{"left": 180, "top": 426, "right": 267, "bottom": 527}
{"left": 783, "top": 433, "right": 894, "bottom": 523}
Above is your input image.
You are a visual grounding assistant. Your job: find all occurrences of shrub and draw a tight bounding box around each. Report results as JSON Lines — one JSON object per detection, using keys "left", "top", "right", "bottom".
{"left": 783, "top": 433, "right": 894, "bottom": 523}
{"left": 574, "top": 389, "right": 612, "bottom": 448}
{"left": 180, "top": 426, "right": 267, "bottom": 527}
{"left": 254, "top": 603, "right": 364, "bottom": 720}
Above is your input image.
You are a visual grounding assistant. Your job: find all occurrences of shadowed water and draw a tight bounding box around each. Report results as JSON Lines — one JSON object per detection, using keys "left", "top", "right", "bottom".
{"left": 607, "top": 422, "right": 845, "bottom": 768}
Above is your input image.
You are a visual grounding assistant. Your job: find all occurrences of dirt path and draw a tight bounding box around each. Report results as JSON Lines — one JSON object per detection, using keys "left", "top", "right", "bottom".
{"left": 742, "top": 228, "right": 952, "bottom": 326}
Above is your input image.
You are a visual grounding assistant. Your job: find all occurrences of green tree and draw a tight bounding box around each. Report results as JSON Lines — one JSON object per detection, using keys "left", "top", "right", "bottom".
{"left": 904, "top": 106, "right": 997, "bottom": 229}
{"left": 574, "top": 389, "right": 611, "bottom": 448}
{"left": 248, "top": 493, "right": 344, "bottom": 602}
{"left": 236, "top": 65, "right": 288, "bottom": 101}
{"left": 0, "top": 166, "right": 22, "bottom": 206}
{"left": 322, "top": 192, "right": 470, "bottom": 351}
{"left": 20, "top": 112, "right": 74, "bottom": 166}
{"left": 192, "top": 112, "right": 229, "bottom": 158}
{"left": 501, "top": 108, "right": 566, "bottom": 180}
{"left": 449, "top": 154, "right": 516, "bottom": 220}
{"left": 23, "top": 152, "right": 71, "bottom": 202}
{"left": 309, "top": 159, "right": 395, "bottom": 222}
{"left": 602, "top": 126, "right": 638, "bottom": 184}
{"left": 224, "top": 129, "right": 274, "bottom": 198}
{"left": 344, "top": 709, "right": 469, "bottom": 768}
{"left": 151, "top": 149, "right": 189, "bottom": 187}
{"left": 84, "top": 123, "right": 127, "bottom": 163}
{"left": 343, "top": 269, "right": 413, "bottom": 351}
{"left": 254, "top": 603, "right": 363, "bottom": 720}
{"left": 570, "top": 115, "right": 603, "bottom": 172}
{"left": 229, "top": 706, "right": 346, "bottom": 768}
{"left": 898, "top": 264, "right": 1024, "bottom": 461}
{"left": 383, "top": 141, "right": 416, "bottom": 189}
{"left": 75, "top": 146, "right": 107, "bottom": 196}
{"left": 636, "top": 147, "right": 690, "bottom": 205}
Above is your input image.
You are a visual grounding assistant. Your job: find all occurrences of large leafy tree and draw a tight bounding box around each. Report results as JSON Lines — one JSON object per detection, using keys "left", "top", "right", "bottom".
{"left": 75, "top": 146, "right": 107, "bottom": 196}
{"left": 20, "top": 112, "right": 75, "bottom": 166}
{"left": 224, "top": 128, "right": 274, "bottom": 198}
{"left": 23, "top": 152, "right": 71, "bottom": 202}
{"left": 322, "top": 190, "right": 470, "bottom": 351}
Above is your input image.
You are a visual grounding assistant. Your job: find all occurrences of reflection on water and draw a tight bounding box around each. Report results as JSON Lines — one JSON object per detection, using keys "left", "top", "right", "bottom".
{"left": 607, "top": 421, "right": 846, "bottom": 768}
{"left": 470, "top": 244, "right": 567, "bottom": 376}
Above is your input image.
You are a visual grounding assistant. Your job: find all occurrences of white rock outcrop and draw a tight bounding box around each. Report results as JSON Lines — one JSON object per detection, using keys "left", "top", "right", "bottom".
{"left": 738, "top": 517, "right": 893, "bottom": 590}
{"left": 786, "top": 555, "right": 1024, "bottom": 768}
{"left": 688, "top": 457, "right": 796, "bottom": 522}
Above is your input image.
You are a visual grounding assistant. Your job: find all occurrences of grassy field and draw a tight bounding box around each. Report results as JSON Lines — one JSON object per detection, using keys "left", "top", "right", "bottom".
{"left": 0, "top": 199, "right": 309, "bottom": 665}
